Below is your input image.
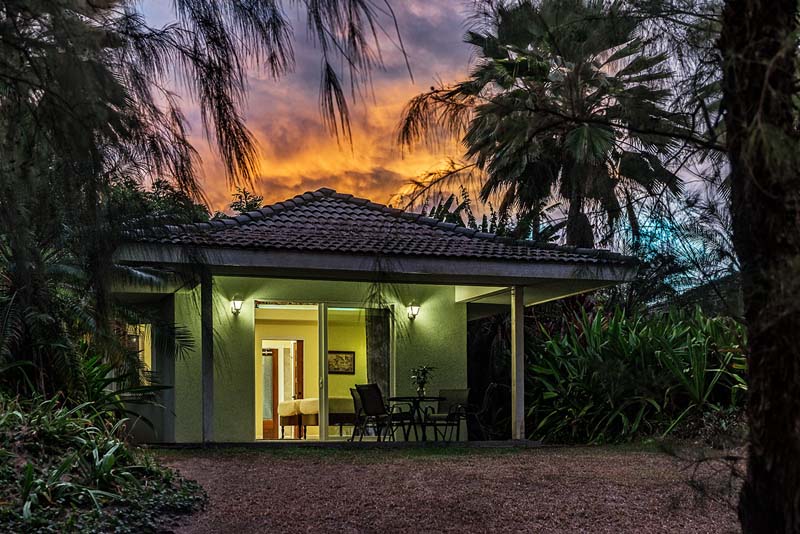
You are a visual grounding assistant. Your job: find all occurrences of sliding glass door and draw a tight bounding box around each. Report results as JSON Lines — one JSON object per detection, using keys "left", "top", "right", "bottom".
{"left": 254, "top": 303, "right": 318, "bottom": 440}
{"left": 323, "top": 306, "right": 391, "bottom": 440}
{"left": 254, "top": 301, "right": 391, "bottom": 441}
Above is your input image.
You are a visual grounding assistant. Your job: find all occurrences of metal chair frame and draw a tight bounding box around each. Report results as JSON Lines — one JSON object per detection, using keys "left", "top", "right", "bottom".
{"left": 424, "top": 388, "right": 470, "bottom": 442}
{"left": 354, "top": 384, "right": 416, "bottom": 441}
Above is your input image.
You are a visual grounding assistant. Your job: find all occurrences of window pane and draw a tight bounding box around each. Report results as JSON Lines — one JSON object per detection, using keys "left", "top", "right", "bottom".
{"left": 262, "top": 349, "right": 274, "bottom": 420}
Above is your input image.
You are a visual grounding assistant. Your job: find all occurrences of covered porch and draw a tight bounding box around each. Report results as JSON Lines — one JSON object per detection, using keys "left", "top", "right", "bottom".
{"left": 114, "top": 188, "right": 636, "bottom": 443}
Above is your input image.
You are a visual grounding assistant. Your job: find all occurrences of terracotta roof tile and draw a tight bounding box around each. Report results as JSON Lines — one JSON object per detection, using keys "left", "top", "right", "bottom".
{"left": 133, "top": 188, "right": 636, "bottom": 265}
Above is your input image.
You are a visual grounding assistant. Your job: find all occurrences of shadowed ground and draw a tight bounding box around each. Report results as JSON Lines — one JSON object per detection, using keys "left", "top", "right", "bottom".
{"left": 157, "top": 446, "right": 740, "bottom": 533}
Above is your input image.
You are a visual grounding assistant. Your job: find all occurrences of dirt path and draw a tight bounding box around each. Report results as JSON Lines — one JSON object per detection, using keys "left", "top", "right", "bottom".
{"left": 158, "top": 446, "right": 740, "bottom": 533}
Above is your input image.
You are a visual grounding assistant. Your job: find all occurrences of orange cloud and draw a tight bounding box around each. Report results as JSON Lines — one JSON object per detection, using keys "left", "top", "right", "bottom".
{"left": 186, "top": 1, "right": 473, "bottom": 213}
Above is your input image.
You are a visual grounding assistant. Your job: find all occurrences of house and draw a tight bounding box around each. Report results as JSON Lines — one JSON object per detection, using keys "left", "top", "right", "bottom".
{"left": 114, "top": 188, "right": 637, "bottom": 443}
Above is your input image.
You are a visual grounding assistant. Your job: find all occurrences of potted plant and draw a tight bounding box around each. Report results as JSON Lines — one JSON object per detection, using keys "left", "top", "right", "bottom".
{"left": 410, "top": 365, "right": 435, "bottom": 397}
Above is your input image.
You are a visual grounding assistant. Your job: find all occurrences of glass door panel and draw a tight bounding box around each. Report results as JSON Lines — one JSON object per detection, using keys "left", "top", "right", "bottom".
{"left": 325, "top": 307, "right": 390, "bottom": 440}
{"left": 254, "top": 303, "right": 319, "bottom": 440}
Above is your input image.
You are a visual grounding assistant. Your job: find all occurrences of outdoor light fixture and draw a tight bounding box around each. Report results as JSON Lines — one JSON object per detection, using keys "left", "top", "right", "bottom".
{"left": 407, "top": 302, "right": 420, "bottom": 320}
{"left": 231, "top": 297, "right": 244, "bottom": 315}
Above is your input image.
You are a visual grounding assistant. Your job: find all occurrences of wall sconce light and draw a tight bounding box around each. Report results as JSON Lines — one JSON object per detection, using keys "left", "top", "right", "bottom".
{"left": 407, "top": 301, "right": 420, "bottom": 320}
{"left": 231, "top": 296, "right": 244, "bottom": 315}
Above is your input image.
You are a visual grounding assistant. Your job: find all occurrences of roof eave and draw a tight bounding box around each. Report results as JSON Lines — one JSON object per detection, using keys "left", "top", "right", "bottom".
{"left": 114, "top": 243, "right": 638, "bottom": 287}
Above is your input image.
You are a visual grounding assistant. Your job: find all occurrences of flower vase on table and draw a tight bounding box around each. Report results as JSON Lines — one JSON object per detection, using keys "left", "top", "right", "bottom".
{"left": 410, "top": 365, "right": 435, "bottom": 398}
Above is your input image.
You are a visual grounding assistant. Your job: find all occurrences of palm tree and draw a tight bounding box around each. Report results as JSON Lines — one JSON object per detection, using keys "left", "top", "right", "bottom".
{"left": 0, "top": 0, "right": 405, "bottom": 397}
{"left": 399, "top": 0, "right": 684, "bottom": 247}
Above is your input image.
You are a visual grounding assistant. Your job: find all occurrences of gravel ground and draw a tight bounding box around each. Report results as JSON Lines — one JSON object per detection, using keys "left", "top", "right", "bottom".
{"left": 158, "top": 446, "right": 740, "bottom": 534}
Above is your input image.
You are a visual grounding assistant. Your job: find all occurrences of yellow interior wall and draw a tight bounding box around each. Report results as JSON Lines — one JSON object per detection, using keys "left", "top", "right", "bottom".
{"left": 128, "top": 324, "right": 152, "bottom": 375}
{"left": 327, "top": 314, "right": 368, "bottom": 399}
{"left": 139, "top": 325, "right": 153, "bottom": 372}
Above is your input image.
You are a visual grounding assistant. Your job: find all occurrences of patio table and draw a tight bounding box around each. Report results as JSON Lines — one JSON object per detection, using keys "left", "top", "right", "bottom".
{"left": 388, "top": 396, "right": 445, "bottom": 442}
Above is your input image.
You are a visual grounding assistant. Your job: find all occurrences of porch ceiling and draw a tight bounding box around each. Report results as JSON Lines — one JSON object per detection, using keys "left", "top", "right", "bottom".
{"left": 456, "top": 279, "right": 616, "bottom": 307}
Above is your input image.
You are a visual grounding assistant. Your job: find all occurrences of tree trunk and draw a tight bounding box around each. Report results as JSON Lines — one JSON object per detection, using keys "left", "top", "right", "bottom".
{"left": 565, "top": 195, "right": 594, "bottom": 248}
{"left": 720, "top": 1, "right": 800, "bottom": 531}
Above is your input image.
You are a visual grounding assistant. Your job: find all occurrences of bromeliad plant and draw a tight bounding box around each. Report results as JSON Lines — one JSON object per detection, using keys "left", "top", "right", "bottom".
{"left": 527, "top": 307, "right": 746, "bottom": 444}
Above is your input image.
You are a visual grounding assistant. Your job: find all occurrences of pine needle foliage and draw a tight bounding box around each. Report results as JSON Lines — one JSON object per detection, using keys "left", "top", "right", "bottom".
{"left": 0, "top": 0, "right": 404, "bottom": 397}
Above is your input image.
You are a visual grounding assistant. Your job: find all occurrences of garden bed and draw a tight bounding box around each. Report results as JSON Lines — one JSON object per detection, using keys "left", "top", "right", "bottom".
{"left": 0, "top": 396, "right": 206, "bottom": 533}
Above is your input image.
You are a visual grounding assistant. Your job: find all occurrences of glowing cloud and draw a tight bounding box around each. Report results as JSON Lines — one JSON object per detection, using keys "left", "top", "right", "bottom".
{"left": 168, "top": 1, "right": 472, "bottom": 212}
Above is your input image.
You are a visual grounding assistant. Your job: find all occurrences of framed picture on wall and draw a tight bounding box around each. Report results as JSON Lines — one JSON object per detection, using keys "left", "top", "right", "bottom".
{"left": 328, "top": 351, "right": 356, "bottom": 374}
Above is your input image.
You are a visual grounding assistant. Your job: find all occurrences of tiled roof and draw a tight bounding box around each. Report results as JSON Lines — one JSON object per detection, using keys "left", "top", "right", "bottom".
{"left": 134, "top": 188, "right": 635, "bottom": 265}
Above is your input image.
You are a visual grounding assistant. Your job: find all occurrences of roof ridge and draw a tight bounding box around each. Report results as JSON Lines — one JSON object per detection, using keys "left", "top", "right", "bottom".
{"left": 238, "top": 187, "right": 339, "bottom": 223}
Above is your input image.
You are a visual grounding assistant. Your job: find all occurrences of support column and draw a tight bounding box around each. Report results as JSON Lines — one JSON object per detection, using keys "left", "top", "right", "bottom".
{"left": 318, "top": 303, "right": 329, "bottom": 441}
{"left": 201, "top": 270, "right": 214, "bottom": 443}
{"left": 511, "top": 285, "right": 525, "bottom": 440}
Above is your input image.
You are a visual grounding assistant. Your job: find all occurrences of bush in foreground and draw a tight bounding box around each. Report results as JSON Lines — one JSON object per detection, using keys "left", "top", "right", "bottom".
{"left": 0, "top": 395, "right": 205, "bottom": 533}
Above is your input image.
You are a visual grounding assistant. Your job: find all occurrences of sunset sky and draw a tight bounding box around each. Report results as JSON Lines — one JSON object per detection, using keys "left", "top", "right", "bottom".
{"left": 144, "top": 1, "right": 474, "bottom": 213}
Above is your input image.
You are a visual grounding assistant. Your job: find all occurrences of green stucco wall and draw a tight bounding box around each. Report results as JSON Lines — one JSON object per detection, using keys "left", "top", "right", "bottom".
{"left": 173, "top": 288, "right": 202, "bottom": 442}
{"left": 171, "top": 276, "right": 467, "bottom": 442}
{"left": 393, "top": 284, "right": 468, "bottom": 397}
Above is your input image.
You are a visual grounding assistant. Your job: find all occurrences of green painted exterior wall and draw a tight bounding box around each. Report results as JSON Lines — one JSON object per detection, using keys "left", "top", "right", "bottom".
{"left": 171, "top": 276, "right": 467, "bottom": 442}
{"left": 173, "top": 288, "right": 203, "bottom": 442}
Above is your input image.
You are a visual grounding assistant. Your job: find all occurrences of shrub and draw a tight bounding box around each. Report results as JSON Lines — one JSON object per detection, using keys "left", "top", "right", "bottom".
{"left": 527, "top": 307, "right": 747, "bottom": 444}
{"left": 0, "top": 395, "right": 205, "bottom": 533}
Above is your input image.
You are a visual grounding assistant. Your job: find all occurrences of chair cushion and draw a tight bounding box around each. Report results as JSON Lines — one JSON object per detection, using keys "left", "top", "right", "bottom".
{"left": 278, "top": 400, "right": 300, "bottom": 416}
{"left": 298, "top": 397, "right": 355, "bottom": 415}
{"left": 298, "top": 398, "right": 318, "bottom": 415}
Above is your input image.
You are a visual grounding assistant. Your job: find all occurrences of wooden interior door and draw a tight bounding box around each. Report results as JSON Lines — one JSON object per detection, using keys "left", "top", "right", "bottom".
{"left": 294, "top": 341, "right": 304, "bottom": 437}
{"left": 262, "top": 348, "right": 279, "bottom": 439}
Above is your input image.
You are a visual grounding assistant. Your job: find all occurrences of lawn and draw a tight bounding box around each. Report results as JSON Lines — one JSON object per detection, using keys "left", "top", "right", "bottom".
{"left": 157, "top": 445, "right": 740, "bottom": 533}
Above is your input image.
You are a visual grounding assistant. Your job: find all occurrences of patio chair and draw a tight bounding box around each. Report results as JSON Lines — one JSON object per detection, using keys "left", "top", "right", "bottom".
{"left": 423, "top": 388, "right": 470, "bottom": 442}
{"left": 348, "top": 387, "right": 367, "bottom": 442}
{"left": 355, "top": 384, "right": 416, "bottom": 441}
